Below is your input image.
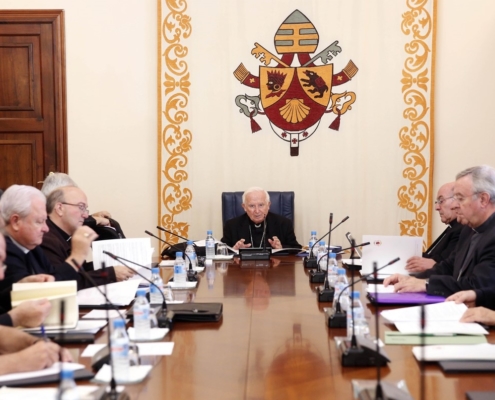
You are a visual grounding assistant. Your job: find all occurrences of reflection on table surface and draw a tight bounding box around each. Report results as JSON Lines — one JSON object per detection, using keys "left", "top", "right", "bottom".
{"left": 68, "top": 256, "right": 495, "bottom": 399}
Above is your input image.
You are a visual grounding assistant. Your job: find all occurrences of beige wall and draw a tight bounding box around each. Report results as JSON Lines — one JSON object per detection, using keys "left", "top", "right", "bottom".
{"left": 1, "top": 0, "right": 494, "bottom": 248}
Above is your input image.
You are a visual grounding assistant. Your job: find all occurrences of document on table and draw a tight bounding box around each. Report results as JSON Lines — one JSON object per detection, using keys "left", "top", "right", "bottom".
{"left": 25, "top": 319, "right": 108, "bottom": 334}
{"left": 82, "top": 309, "right": 123, "bottom": 319}
{"left": 394, "top": 321, "right": 488, "bottom": 335}
{"left": 381, "top": 301, "right": 467, "bottom": 323}
{"left": 77, "top": 279, "right": 141, "bottom": 306}
{"left": 92, "top": 364, "right": 153, "bottom": 384}
{"left": 385, "top": 331, "right": 487, "bottom": 345}
{"left": 412, "top": 343, "right": 495, "bottom": 361}
{"left": 82, "top": 342, "right": 174, "bottom": 357}
{"left": 92, "top": 238, "right": 153, "bottom": 269}
{"left": 0, "top": 362, "right": 84, "bottom": 384}
{"left": 366, "top": 284, "right": 396, "bottom": 293}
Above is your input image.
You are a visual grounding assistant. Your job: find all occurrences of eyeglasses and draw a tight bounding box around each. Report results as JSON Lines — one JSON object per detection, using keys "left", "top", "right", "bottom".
{"left": 452, "top": 193, "right": 478, "bottom": 203}
{"left": 62, "top": 202, "right": 89, "bottom": 213}
{"left": 434, "top": 196, "right": 453, "bottom": 205}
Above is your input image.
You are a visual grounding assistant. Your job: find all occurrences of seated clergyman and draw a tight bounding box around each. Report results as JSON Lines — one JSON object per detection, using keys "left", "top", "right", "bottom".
{"left": 221, "top": 187, "right": 301, "bottom": 250}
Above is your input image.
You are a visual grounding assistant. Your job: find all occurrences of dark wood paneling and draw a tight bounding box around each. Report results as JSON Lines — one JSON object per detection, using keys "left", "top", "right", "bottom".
{"left": 0, "top": 10, "right": 67, "bottom": 190}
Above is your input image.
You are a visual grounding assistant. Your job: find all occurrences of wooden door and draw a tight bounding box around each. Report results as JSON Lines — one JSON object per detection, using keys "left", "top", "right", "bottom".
{"left": 0, "top": 10, "right": 67, "bottom": 190}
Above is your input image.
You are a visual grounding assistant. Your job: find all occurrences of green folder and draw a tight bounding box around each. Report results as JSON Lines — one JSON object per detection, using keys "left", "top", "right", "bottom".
{"left": 385, "top": 331, "right": 487, "bottom": 345}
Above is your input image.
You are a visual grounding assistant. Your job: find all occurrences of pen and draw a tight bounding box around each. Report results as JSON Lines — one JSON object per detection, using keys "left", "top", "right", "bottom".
{"left": 40, "top": 324, "right": 49, "bottom": 341}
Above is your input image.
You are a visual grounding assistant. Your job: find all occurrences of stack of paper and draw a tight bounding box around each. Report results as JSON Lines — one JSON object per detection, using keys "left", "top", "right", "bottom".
{"left": 77, "top": 279, "right": 141, "bottom": 307}
{"left": 381, "top": 302, "right": 488, "bottom": 336}
{"left": 412, "top": 343, "right": 495, "bottom": 361}
{"left": 11, "top": 281, "right": 78, "bottom": 329}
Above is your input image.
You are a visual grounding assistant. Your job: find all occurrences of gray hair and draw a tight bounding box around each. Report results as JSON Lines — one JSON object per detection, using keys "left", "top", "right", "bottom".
{"left": 0, "top": 185, "right": 46, "bottom": 225}
{"left": 456, "top": 165, "right": 495, "bottom": 204}
{"left": 40, "top": 172, "right": 77, "bottom": 196}
{"left": 242, "top": 187, "right": 270, "bottom": 204}
{"left": 46, "top": 187, "right": 69, "bottom": 214}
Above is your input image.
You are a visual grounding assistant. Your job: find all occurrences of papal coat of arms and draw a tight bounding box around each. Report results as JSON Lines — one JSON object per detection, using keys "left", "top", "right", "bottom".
{"left": 233, "top": 10, "right": 358, "bottom": 156}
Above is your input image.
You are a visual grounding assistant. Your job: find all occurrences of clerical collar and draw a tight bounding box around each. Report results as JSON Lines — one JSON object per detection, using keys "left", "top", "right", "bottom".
{"left": 47, "top": 217, "right": 71, "bottom": 242}
{"left": 7, "top": 236, "right": 29, "bottom": 254}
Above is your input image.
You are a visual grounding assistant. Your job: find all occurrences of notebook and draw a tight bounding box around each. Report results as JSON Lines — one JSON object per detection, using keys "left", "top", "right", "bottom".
{"left": 361, "top": 235, "right": 422, "bottom": 276}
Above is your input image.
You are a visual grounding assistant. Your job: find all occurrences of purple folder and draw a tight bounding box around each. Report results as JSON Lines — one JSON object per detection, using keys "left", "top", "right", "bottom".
{"left": 367, "top": 292, "right": 445, "bottom": 305}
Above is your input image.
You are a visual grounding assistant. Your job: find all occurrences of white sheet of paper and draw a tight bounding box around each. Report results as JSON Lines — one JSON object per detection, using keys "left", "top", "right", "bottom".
{"left": 366, "top": 284, "right": 396, "bottom": 294}
{"left": 92, "top": 364, "right": 153, "bottom": 384}
{"left": 395, "top": 321, "right": 488, "bottom": 335}
{"left": 341, "top": 259, "right": 363, "bottom": 266}
{"left": 412, "top": 343, "right": 495, "bottom": 361}
{"left": 361, "top": 235, "right": 422, "bottom": 275}
{"left": 82, "top": 309, "right": 122, "bottom": 319}
{"left": 92, "top": 238, "right": 152, "bottom": 269}
{"left": 381, "top": 301, "right": 467, "bottom": 323}
{"left": 127, "top": 327, "right": 169, "bottom": 341}
{"left": 0, "top": 362, "right": 84, "bottom": 384}
{"left": 167, "top": 281, "right": 197, "bottom": 289}
{"left": 82, "top": 342, "right": 174, "bottom": 358}
{"left": 77, "top": 279, "right": 141, "bottom": 306}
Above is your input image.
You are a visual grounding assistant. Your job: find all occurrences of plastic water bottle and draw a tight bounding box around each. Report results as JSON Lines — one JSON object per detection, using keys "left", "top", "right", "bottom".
{"left": 59, "top": 368, "right": 79, "bottom": 400}
{"left": 111, "top": 319, "right": 129, "bottom": 382}
{"left": 185, "top": 240, "right": 198, "bottom": 270}
{"left": 174, "top": 251, "right": 187, "bottom": 284}
{"left": 347, "top": 291, "right": 369, "bottom": 338}
{"left": 333, "top": 268, "right": 349, "bottom": 311}
{"left": 326, "top": 253, "right": 338, "bottom": 287}
{"left": 308, "top": 231, "right": 317, "bottom": 256}
{"left": 317, "top": 241, "right": 328, "bottom": 270}
{"left": 205, "top": 259, "right": 215, "bottom": 289}
{"left": 133, "top": 289, "right": 150, "bottom": 340}
{"left": 205, "top": 230, "right": 215, "bottom": 259}
{"left": 149, "top": 267, "right": 164, "bottom": 304}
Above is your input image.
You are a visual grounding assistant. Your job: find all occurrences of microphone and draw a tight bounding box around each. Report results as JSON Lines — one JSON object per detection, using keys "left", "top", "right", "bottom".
{"left": 71, "top": 260, "right": 131, "bottom": 399}
{"left": 239, "top": 214, "right": 271, "bottom": 261}
{"left": 304, "top": 215, "right": 349, "bottom": 268}
{"left": 327, "top": 257, "right": 400, "bottom": 328}
{"left": 310, "top": 212, "right": 334, "bottom": 283}
{"left": 156, "top": 225, "right": 189, "bottom": 242}
{"left": 145, "top": 230, "right": 198, "bottom": 281}
{"left": 102, "top": 251, "right": 175, "bottom": 330}
{"left": 338, "top": 241, "right": 370, "bottom": 253}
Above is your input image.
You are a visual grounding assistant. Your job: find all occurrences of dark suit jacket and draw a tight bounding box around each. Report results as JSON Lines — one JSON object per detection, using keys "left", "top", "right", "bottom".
{"left": 423, "top": 219, "right": 462, "bottom": 263}
{"left": 418, "top": 213, "right": 495, "bottom": 297}
{"left": 221, "top": 212, "right": 301, "bottom": 249}
{"left": 0, "top": 235, "right": 81, "bottom": 310}
{"left": 41, "top": 218, "right": 117, "bottom": 284}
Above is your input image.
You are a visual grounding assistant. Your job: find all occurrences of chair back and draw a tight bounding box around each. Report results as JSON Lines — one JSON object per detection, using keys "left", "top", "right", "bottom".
{"left": 221, "top": 191, "right": 295, "bottom": 227}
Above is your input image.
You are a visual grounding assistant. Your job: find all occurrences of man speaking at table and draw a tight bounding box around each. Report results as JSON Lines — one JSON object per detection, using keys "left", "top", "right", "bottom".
{"left": 384, "top": 165, "right": 495, "bottom": 297}
{"left": 221, "top": 187, "right": 301, "bottom": 250}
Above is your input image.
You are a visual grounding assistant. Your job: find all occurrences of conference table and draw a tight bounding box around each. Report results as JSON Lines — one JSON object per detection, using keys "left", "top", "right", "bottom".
{"left": 74, "top": 255, "right": 495, "bottom": 399}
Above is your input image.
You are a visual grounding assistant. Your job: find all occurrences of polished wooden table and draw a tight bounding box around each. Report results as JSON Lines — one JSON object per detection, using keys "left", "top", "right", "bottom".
{"left": 75, "top": 256, "right": 495, "bottom": 399}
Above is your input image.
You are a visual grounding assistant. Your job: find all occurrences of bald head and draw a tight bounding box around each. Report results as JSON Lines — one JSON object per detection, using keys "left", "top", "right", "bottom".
{"left": 435, "top": 182, "right": 456, "bottom": 224}
{"left": 47, "top": 186, "right": 89, "bottom": 235}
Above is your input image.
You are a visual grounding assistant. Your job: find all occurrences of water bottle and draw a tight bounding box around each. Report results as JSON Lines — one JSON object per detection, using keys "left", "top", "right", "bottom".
{"left": 205, "top": 259, "right": 215, "bottom": 289}
{"left": 111, "top": 319, "right": 129, "bottom": 382}
{"left": 205, "top": 230, "right": 215, "bottom": 259}
{"left": 174, "top": 251, "right": 187, "bottom": 284}
{"left": 149, "top": 267, "right": 164, "bottom": 304}
{"left": 133, "top": 289, "right": 150, "bottom": 340}
{"left": 308, "top": 231, "right": 317, "bottom": 256}
{"left": 59, "top": 368, "right": 79, "bottom": 400}
{"left": 185, "top": 240, "right": 198, "bottom": 270}
{"left": 317, "top": 241, "right": 328, "bottom": 270}
{"left": 326, "top": 253, "right": 338, "bottom": 287}
{"left": 333, "top": 268, "right": 349, "bottom": 311}
{"left": 347, "top": 291, "right": 369, "bottom": 338}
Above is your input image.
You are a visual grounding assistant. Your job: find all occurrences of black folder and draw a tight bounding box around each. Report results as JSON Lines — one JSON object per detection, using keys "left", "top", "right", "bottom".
{"left": 439, "top": 360, "right": 495, "bottom": 373}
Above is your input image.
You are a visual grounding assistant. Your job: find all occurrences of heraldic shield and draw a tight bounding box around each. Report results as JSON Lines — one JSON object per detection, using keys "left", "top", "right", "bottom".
{"left": 260, "top": 64, "right": 333, "bottom": 132}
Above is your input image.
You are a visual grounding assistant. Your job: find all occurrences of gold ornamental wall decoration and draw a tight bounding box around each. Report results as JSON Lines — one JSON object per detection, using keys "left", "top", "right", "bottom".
{"left": 158, "top": 0, "right": 193, "bottom": 250}
{"left": 397, "top": 0, "right": 436, "bottom": 247}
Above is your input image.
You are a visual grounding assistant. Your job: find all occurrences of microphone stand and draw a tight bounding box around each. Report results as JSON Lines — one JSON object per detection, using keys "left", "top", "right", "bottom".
{"left": 156, "top": 226, "right": 204, "bottom": 259}
{"left": 327, "top": 257, "right": 400, "bottom": 328}
{"left": 357, "top": 262, "right": 412, "bottom": 400}
{"left": 310, "top": 213, "right": 333, "bottom": 283}
{"left": 318, "top": 214, "right": 336, "bottom": 301}
{"left": 147, "top": 230, "right": 198, "bottom": 281}
{"left": 304, "top": 215, "right": 349, "bottom": 268}
{"left": 71, "top": 260, "right": 130, "bottom": 400}
{"left": 103, "top": 251, "right": 175, "bottom": 329}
